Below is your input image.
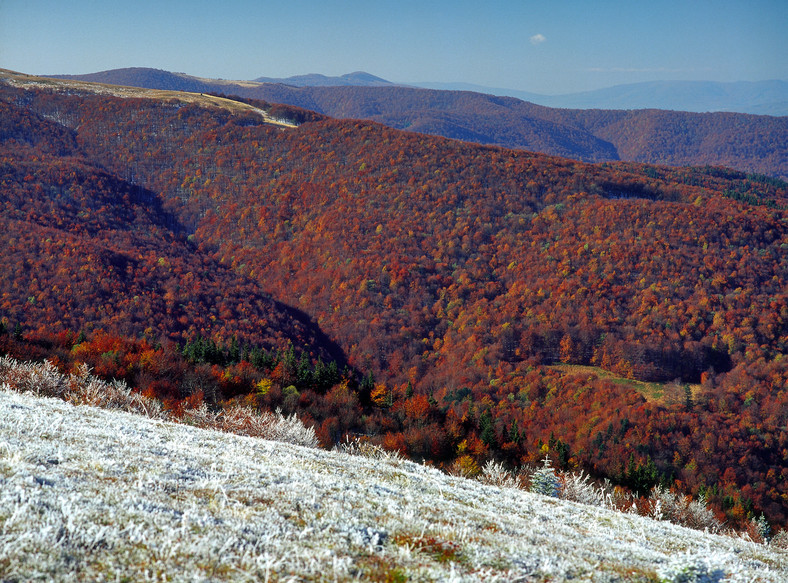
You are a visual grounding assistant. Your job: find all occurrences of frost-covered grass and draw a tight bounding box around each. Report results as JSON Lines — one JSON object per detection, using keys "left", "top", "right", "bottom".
{"left": 0, "top": 356, "right": 318, "bottom": 448}
{"left": 1, "top": 386, "right": 787, "bottom": 582}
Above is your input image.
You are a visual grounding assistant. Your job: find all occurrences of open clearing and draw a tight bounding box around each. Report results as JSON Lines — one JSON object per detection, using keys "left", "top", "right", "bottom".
{"left": 549, "top": 364, "right": 703, "bottom": 403}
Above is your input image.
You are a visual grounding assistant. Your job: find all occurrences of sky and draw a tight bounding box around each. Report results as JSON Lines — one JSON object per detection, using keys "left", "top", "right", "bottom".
{"left": 1, "top": 0, "right": 786, "bottom": 95}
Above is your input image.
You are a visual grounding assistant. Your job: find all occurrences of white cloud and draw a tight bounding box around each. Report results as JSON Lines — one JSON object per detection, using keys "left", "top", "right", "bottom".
{"left": 530, "top": 33, "right": 547, "bottom": 46}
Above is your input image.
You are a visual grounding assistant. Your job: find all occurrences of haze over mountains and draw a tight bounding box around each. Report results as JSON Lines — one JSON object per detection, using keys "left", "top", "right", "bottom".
{"left": 414, "top": 79, "right": 788, "bottom": 117}
{"left": 50, "top": 67, "right": 788, "bottom": 179}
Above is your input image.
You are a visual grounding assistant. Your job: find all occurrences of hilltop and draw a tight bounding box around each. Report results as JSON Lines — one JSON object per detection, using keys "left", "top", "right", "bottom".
{"left": 1, "top": 383, "right": 786, "bottom": 582}
{"left": 253, "top": 71, "right": 394, "bottom": 87}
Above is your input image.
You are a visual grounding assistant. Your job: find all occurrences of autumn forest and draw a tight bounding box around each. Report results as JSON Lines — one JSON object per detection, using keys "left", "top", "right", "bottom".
{"left": 1, "top": 72, "right": 787, "bottom": 532}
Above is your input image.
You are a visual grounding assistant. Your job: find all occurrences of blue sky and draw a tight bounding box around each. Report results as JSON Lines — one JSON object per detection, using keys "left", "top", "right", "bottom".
{"left": 1, "top": 0, "right": 785, "bottom": 94}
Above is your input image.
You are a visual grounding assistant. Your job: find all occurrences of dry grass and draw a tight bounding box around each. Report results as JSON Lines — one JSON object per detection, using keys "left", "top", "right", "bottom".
{"left": 549, "top": 364, "right": 702, "bottom": 404}
{"left": 0, "top": 68, "right": 297, "bottom": 127}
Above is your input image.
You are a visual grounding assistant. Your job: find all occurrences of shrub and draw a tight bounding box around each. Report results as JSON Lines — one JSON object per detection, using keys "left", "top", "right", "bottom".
{"left": 446, "top": 455, "right": 481, "bottom": 479}
{"left": 478, "top": 460, "right": 519, "bottom": 489}
{"left": 559, "top": 470, "right": 607, "bottom": 507}
{"left": 648, "top": 487, "right": 723, "bottom": 534}
{"left": 336, "top": 436, "right": 403, "bottom": 463}
{"left": 529, "top": 457, "right": 560, "bottom": 498}
{"left": 215, "top": 405, "right": 319, "bottom": 448}
{"left": 0, "top": 356, "right": 67, "bottom": 398}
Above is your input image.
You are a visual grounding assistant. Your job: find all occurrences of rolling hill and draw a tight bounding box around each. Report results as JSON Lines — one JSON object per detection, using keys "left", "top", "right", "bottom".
{"left": 2, "top": 70, "right": 787, "bottom": 531}
{"left": 46, "top": 67, "right": 788, "bottom": 178}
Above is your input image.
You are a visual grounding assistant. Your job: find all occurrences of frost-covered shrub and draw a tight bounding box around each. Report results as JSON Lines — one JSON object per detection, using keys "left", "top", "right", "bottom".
{"left": 648, "top": 487, "right": 723, "bottom": 534}
{"left": 770, "top": 529, "right": 788, "bottom": 549}
{"left": 181, "top": 402, "right": 218, "bottom": 427}
{"left": 0, "top": 357, "right": 68, "bottom": 397}
{"left": 559, "top": 470, "right": 606, "bottom": 507}
{"left": 216, "top": 405, "right": 319, "bottom": 448}
{"left": 446, "top": 454, "right": 481, "bottom": 478}
{"left": 0, "top": 357, "right": 165, "bottom": 418}
{"left": 556, "top": 472, "right": 637, "bottom": 513}
{"left": 181, "top": 399, "right": 319, "bottom": 448}
{"left": 598, "top": 480, "right": 637, "bottom": 513}
{"left": 529, "top": 457, "right": 561, "bottom": 498}
{"left": 65, "top": 364, "right": 165, "bottom": 419}
{"left": 478, "top": 460, "right": 519, "bottom": 489}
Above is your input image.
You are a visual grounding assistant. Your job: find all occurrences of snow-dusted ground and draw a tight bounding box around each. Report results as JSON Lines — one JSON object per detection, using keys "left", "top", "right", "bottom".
{"left": 1, "top": 387, "right": 786, "bottom": 582}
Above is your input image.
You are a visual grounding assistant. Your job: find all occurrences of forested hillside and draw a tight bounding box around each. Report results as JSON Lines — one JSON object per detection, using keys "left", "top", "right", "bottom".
{"left": 1, "top": 72, "right": 787, "bottom": 530}
{"left": 49, "top": 68, "right": 788, "bottom": 178}
{"left": 0, "top": 98, "right": 343, "bottom": 365}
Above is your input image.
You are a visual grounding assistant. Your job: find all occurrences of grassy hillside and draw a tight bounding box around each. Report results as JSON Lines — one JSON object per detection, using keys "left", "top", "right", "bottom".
{"left": 2, "top": 382, "right": 787, "bottom": 582}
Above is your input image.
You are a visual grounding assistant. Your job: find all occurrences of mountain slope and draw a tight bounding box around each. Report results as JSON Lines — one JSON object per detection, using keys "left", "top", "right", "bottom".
{"left": 42, "top": 67, "right": 788, "bottom": 177}
{"left": 265, "top": 86, "right": 788, "bottom": 178}
{"left": 2, "top": 72, "right": 787, "bottom": 529}
{"left": 2, "top": 386, "right": 786, "bottom": 582}
{"left": 0, "top": 84, "right": 342, "bottom": 363}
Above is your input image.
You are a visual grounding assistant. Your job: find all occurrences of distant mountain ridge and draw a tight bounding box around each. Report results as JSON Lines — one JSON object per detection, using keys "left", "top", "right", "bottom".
{"left": 51, "top": 68, "right": 788, "bottom": 115}
{"left": 414, "top": 80, "right": 788, "bottom": 117}
{"left": 253, "top": 71, "right": 394, "bottom": 87}
{"left": 45, "top": 67, "right": 788, "bottom": 178}
{"left": 247, "top": 74, "right": 788, "bottom": 116}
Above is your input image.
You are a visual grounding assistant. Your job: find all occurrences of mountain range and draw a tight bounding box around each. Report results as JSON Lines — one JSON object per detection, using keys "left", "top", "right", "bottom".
{"left": 53, "top": 68, "right": 788, "bottom": 115}
{"left": 49, "top": 67, "right": 788, "bottom": 178}
{"left": 414, "top": 79, "right": 788, "bottom": 117}
{"left": 2, "top": 69, "right": 787, "bottom": 531}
